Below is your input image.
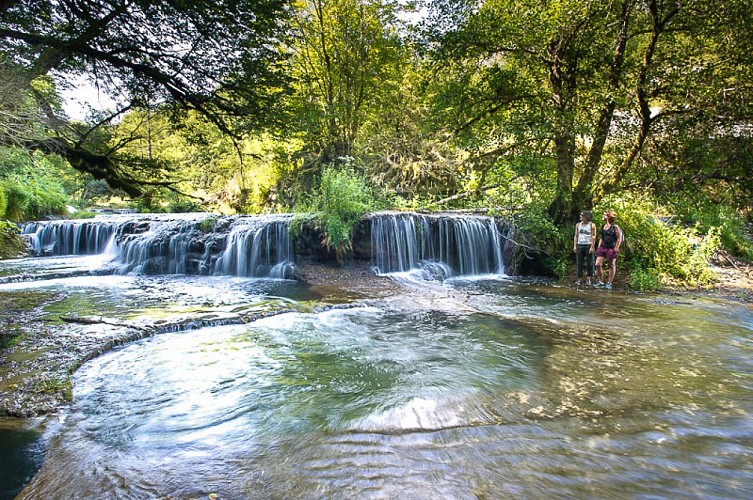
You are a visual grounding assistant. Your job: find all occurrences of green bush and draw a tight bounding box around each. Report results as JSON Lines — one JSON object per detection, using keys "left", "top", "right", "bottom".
{"left": 510, "top": 203, "right": 567, "bottom": 277}
{"left": 1, "top": 148, "right": 71, "bottom": 221}
{"left": 677, "top": 204, "right": 753, "bottom": 261}
{"left": 1, "top": 173, "right": 67, "bottom": 221}
{"left": 298, "top": 167, "right": 376, "bottom": 261}
{"left": 198, "top": 215, "right": 217, "bottom": 232}
{"left": 166, "top": 197, "right": 202, "bottom": 213}
{"left": 628, "top": 265, "right": 662, "bottom": 292}
{"left": 70, "top": 210, "right": 97, "bottom": 219}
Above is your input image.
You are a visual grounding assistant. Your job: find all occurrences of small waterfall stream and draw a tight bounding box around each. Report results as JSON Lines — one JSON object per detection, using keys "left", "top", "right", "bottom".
{"left": 23, "top": 220, "right": 116, "bottom": 256}
{"left": 369, "top": 212, "right": 505, "bottom": 278}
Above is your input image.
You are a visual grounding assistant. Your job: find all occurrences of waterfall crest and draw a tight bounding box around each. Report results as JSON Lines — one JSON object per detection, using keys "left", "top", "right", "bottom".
{"left": 23, "top": 221, "right": 116, "bottom": 256}
{"left": 21, "top": 212, "right": 506, "bottom": 281}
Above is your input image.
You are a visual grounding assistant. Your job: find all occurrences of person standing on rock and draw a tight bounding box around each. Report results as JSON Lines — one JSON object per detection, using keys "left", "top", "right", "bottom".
{"left": 573, "top": 210, "right": 596, "bottom": 286}
{"left": 594, "top": 210, "right": 622, "bottom": 290}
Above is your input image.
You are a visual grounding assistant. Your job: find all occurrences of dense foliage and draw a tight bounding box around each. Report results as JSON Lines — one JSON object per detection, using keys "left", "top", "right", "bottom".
{"left": 292, "top": 166, "right": 377, "bottom": 260}
{"left": 1, "top": 0, "right": 751, "bottom": 288}
{"left": 0, "top": 148, "right": 70, "bottom": 220}
{"left": 424, "top": 0, "right": 753, "bottom": 223}
{"left": 1, "top": 0, "right": 292, "bottom": 196}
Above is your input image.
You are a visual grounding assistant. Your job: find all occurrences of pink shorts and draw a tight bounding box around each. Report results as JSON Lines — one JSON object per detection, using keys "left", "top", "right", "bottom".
{"left": 597, "top": 247, "right": 619, "bottom": 260}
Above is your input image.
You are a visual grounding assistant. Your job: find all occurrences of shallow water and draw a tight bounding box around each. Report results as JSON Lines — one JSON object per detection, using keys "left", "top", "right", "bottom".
{"left": 2, "top": 258, "right": 753, "bottom": 498}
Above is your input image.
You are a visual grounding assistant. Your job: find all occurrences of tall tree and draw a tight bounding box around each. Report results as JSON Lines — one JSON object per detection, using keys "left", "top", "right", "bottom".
{"left": 0, "top": 0, "right": 292, "bottom": 197}
{"left": 426, "top": 0, "right": 753, "bottom": 223}
{"left": 290, "top": 0, "right": 403, "bottom": 163}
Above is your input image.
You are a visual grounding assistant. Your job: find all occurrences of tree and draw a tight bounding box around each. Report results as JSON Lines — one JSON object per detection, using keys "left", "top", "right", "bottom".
{"left": 425, "top": 0, "right": 753, "bottom": 224}
{"left": 290, "top": 0, "right": 404, "bottom": 163}
{"left": 0, "top": 0, "right": 292, "bottom": 197}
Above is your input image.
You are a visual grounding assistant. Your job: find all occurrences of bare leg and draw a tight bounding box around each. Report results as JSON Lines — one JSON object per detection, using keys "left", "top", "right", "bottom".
{"left": 595, "top": 256, "right": 604, "bottom": 283}
{"left": 608, "top": 258, "right": 617, "bottom": 283}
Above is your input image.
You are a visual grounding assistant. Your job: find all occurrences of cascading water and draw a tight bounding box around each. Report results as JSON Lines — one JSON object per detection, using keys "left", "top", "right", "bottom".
{"left": 369, "top": 212, "right": 505, "bottom": 278}
{"left": 23, "top": 221, "right": 116, "bottom": 256}
{"left": 4, "top": 213, "right": 753, "bottom": 499}
{"left": 22, "top": 212, "right": 505, "bottom": 282}
{"left": 215, "top": 219, "right": 294, "bottom": 279}
{"left": 21, "top": 213, "right": 296, "bottom": 279}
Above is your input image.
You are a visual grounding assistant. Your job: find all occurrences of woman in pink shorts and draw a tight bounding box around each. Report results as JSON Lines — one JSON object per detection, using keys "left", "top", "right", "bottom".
{"left": 594, "top": 210, "right": 622, "bottom": 289}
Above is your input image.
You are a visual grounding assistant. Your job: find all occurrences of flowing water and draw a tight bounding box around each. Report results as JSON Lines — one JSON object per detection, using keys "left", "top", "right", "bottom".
{"left": 1, "top": 214, "right": 752, "bottom": 499}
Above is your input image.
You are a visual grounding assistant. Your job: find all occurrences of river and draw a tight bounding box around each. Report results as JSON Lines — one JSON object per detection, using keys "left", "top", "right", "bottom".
{"left": 1, "top": 213, "right": 752, "bottom": 498}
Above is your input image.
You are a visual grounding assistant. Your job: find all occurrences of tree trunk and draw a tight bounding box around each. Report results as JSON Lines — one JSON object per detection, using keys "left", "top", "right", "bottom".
{"left": 548, "top": 134, "right": 576, "bottom": 225}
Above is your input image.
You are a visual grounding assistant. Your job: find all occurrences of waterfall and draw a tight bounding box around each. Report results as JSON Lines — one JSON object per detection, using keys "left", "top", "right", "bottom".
{"left": 21, "top": 212, "right": 504, "bottom": 281}
{"left": 23, "top": 221, "right": 116, "bottom": 256}
{"left": 369, "top": 212, "right": 505, "bottom": 278}
{"left": 215, "top": 220, "right": 294, "bottom": 279}
{"left": 22, "top": 214, "right": 295, "bottom": 279}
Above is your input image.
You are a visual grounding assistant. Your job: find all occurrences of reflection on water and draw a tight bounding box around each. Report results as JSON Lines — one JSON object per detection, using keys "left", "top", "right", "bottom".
{"left": 2, "top": 262, "right": 753, "bottom": 498}
{"left": 0, "top": 421, "right": 46, "bottom": 500}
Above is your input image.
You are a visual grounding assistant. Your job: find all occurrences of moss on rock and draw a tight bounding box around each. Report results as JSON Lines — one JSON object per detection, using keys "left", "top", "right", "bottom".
{"left": 0, "top": 221, "right": 27, "bottom": 259}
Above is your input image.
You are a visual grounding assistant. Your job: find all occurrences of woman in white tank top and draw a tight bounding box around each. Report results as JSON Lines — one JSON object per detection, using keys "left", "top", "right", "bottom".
{"left": 573, "top": 210, "right": 595, "bottom": 285}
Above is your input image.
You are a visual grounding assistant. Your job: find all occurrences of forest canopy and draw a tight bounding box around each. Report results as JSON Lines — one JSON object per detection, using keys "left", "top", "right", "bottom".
{"left": 1, "top": 0, "right": 752, "bottom": 281}
{"left": 1, "top": 0, "right": 292, "bottom": 197}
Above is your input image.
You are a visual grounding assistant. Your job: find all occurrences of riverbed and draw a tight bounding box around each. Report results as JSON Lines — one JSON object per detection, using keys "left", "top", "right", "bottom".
{"left": 1, "top": 252, "right": 752, "bottom": 498}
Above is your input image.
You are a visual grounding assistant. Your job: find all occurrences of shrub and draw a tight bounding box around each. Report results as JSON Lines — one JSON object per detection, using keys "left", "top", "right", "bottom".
{"left": 166, "top": 197, "right": 202, "bottom": 213}
{"left": 70, "top": 210, "right": 97, "bottom": 219}
{"left": 678, "top": 204, "right": 753, "bottom": 261}
{"left": 628, "top": 265, "right": 662, "bottom": 292}
{"left": 298, "top": 167, "right": 376, "bottom": 261}
{"left": 1, "top": 173, "right": 67, "bottom": 221}
{"left": 198, "top": 215, "right": 217, "bottom": 232}
{"left": 510, "top": 203, "right": 567, "bottom": 277}
{"left": 1, "top": 149, "right": 70, "bottom": 221}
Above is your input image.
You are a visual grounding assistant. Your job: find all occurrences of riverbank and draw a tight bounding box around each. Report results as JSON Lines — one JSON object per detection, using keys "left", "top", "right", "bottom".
{"left": 648, "top": 252, "right": 753, "bottom": 304}
{"left": 566, "top": 251, "right": 753, "bottom": 304}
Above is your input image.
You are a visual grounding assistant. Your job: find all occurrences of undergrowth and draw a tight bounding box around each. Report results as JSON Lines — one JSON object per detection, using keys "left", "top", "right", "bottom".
{"left": 293, "top": 166, "right": 377, "bottom": 262}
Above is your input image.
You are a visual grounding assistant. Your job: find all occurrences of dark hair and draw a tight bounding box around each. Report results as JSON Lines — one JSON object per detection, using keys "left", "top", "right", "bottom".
{"left": 580, "top": 210, "right": 592, "bottom": 222}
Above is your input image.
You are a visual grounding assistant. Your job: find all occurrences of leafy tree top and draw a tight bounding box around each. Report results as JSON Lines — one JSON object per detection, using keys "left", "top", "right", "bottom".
{"left": 1, "top": 0, "right": 292, "bottom": 129}
{"left": 0, "top": 0, "right": 294, "bottom": 196}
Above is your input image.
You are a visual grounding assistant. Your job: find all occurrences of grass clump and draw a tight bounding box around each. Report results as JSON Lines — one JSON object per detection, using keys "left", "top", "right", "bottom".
{"left": 34, "top": 375, "right": 73, "bottom": 401}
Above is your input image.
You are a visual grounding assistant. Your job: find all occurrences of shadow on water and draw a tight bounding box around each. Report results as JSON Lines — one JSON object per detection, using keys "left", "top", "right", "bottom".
{"left": 0, "top": 421, "right": 45, "bottom": 500}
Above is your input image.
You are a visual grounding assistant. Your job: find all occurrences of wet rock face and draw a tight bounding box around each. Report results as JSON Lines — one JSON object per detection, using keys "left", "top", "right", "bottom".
{"left": 1, "top": 222, "right": 30, "bottom": 259}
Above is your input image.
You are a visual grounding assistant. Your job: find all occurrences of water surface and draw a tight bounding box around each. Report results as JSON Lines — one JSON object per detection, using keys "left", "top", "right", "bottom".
{"left": 2, "top": 261, "right": 752, "bottom": 498}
